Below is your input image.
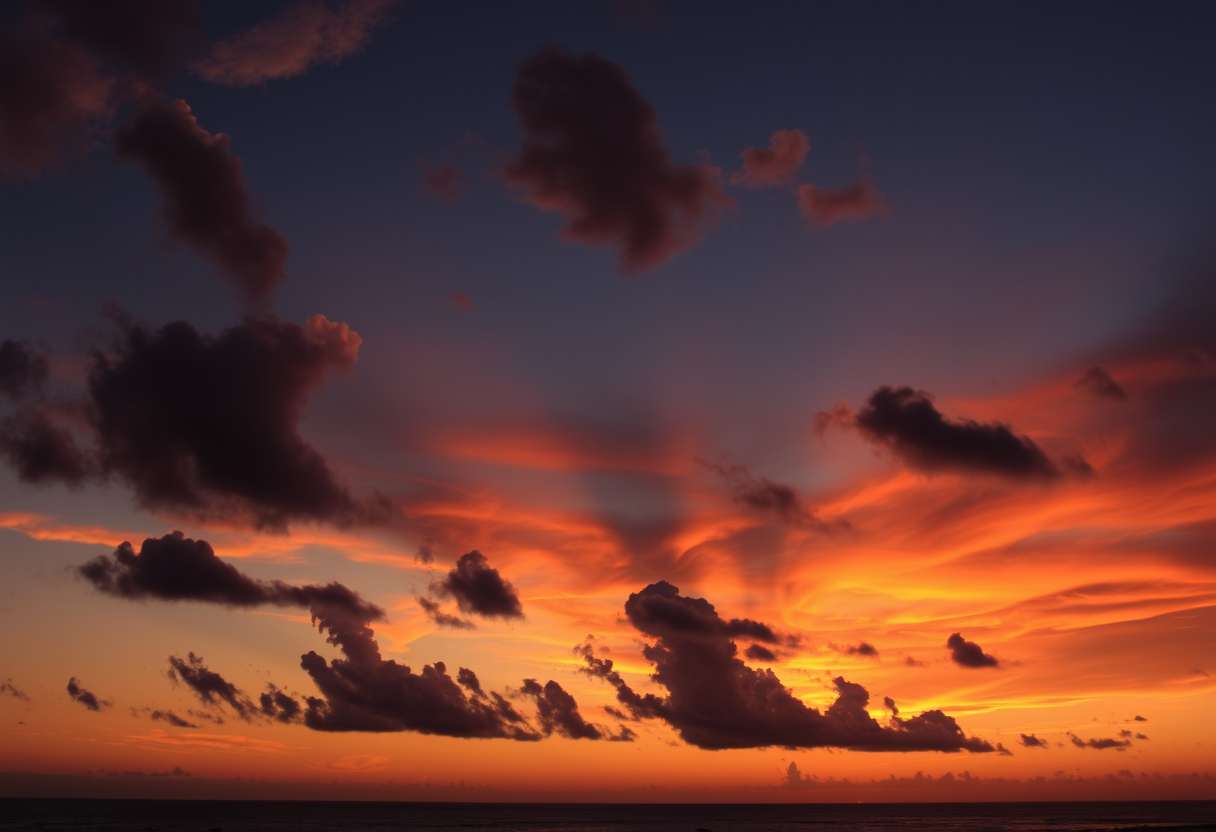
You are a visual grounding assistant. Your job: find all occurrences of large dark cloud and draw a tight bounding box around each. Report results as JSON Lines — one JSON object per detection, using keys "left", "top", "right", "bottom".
{"left": 115, "top": 98, "right": 288, "bottom": 306}
{"left": 732, "top": 129, "right": 809, "bottom": 188}
{"left": 578, "top": 581, "right": 995, "bottom": 752}
{"left": 78, "top": 532, "right": 386, "bottom": 624}
{"left": 0, "top": 409, "right": 93, "bottom": 486}
{"left": 0, "top": 21, "right": 112, "bottom": 176}
{"left": 0, "top": 341, "right": 49, "bottom": 400}
{"left": 194, "top": 0, "right": 396, "bottom": 86}
{"left": 296, "top": 598, "right": 540, "bottom": 739}
{"left": 0, "top": 1, "right": 204, "bottom": 177}
{"left": 66, "top": 677, "right": 106, "bottom": 711}
{"left": 84, "top": 315, "right": 377, "bottom": 529}
{"left": 946, "top": 632, "right": 1000, "bottom": 668}
{"left": 851, "top": 386, "right": 1065, "bottom": 479}
{"left": 430, "top": 551, "right": 523, "bottom": 620}
{"left": 167, "top": 653, "right": 257, "bottom": 720}
{"left": 505, "top": 46, "right": 726, "bottom": 271}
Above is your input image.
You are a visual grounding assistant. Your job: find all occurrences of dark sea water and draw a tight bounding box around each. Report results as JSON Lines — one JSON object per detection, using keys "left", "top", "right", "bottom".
{"left": 1, "top": 801, "right": 1213, "bottom": 832}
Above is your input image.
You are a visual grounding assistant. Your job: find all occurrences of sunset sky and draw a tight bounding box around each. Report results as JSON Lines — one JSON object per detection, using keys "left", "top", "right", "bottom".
{"left": 1, "top": 0, "right": 1215, "bottom": 803}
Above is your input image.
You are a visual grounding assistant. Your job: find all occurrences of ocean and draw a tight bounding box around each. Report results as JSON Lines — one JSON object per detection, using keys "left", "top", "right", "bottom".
{"left": 1, "top": 800, "right": 1213, "bottom": 831}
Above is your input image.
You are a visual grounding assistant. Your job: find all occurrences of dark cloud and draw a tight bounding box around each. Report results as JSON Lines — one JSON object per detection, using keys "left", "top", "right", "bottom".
{"left": 796, "top": 177, "right": 885, "bottom": 226}
{"left": 0, "top": 23, "right": 112, "bottom": 177}
{"left": 0, "top": 409, "right": 93, "bottom": 485}
{"left": 66, "top": 677, "right": 106, "bottom": 711}
{"left": 36, "top": 0, "right": 204, "bottom": 80}
{"left": 78, "top": 532, "right": 385, "bottom": 624}
{"left": 520, "top": 678, "right": 605, "bottom": 740}
{"left": 838, "top": 642, "right": 879, "bottom": 658}
{"left": 84, "top": 315, "right": 377, "bottom": 529}
{"left": 505, "top": 46, "right": 726, "bottom": 271}
{"left": 578, "top": 582, "right": 995, "bottom": 752}
{"left": 431, "top": 551, "right": 523, "bottom": 620}
{"left": 424, "top": 164, "right": 463, "bottom": 201}
{"left": 733, "top": 129, "right": 809, "bottom": 188}
{"left": 115, "top": 98, "right": 288, "bottom": 305}
{"left": 297, "top": 598, "right": 541, "bottom": 739}
{"left": 1, "top": 679, "right": 31, "bottom": 702}
{"left": 167, "top": 653, "right": 257, "bottom": 720}
{"left": 259, "top": 685, "right": 302, "bottom": 724}
{"left": 1076, "top": 366, "right": 1127, "bottom": 401}
{"left": 0, "top": 341, "right": 49, "bottom": 400}
{"left": 1134, "top": 714, "right": 1148, "bottom": 722}
{"left": 854, "top": 386, "right": 1064, "bottom": 479}
{"left": 1068, "top": 732, "right": 1132, "bottom": 751}
{"left": 707, "top": 461, "right": 821, "bottom": 528}
{"left": 946, "top": 632, "right": 1000, "bottom": 668}
{"left": 745, "top": 643, "right": 776, "bottom": 662}
{"left": 615, "top": 579, "right": 782, "bottom": 646}
{"left": 144, "top": 708, "right": 198, "bottom": 728}
{"left": 1020, "top": 733, "right": 1047, "bottom": 748}
{"left": 195, "top": 0, "right": 397, "bottom": 86}
{"left": 417, "top": 597, "right": 474, "bottom": 630}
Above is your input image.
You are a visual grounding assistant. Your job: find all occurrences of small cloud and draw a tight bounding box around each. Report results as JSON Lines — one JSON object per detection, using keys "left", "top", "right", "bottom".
{"left": 946, "top": 633, "right": 1000, "bottom": 669}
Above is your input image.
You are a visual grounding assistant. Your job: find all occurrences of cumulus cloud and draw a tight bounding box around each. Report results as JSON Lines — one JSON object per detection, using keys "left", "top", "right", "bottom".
{"left": 78, "top": 532, "right": 386, "bottom": 624}
{"left": 578, "top": 581, "right": 995, "bottom": 752}
{"left": 0, "top": 341, "right": 49, "bottom": 400}
{"left": 0, "top": 1, "right": 205, "bottom": 176}
{"left": 79, "top": 315, "right": 379, "bottom": 529}
{"left": 259, "top": 685, "right": 302, "bottom": 724}
{"left": 1020, "top": 733, "right": 1047, "bottom": 748}
{"left": 195, "top": 0, "right": 396, "bottom": 86}
{"left": 733, "top": 129, "right": 810, "bottom": 188}
{"left": 66, "top": 677, "right": 106, "bottom": 711}
{"left": 297, "top": 597, "right": 541, "bottom": 738}
{"left": 505, "top": 46, "right": 727, "bottom": 271}
{"left": 430, "top": 551, "right": 523, "bottom": 620}
{"left": 0, "top": 409, "right": 93, "bottom": 486}
{"left": 520, "top": 678, "right": 608, "bottom": 740}
{"left": 168, "top": 653, "right": 258, "bottom": 720}
{"left": 946, "top": 632, "right": 1000, "bottom": 668}
{"left": 1068, "top": 732, "right": 1132, "bottom": 751}
{"left": 851, "top": 386, "right": 1065, "bottom": 479}
{"left": 115, "top": 98, "right": 288, "bottom": 305}
{"left": 1076, "top": 366, "right": 1127, "bottom": 401}
{"left": 837, "top": 642, "right": 879, "bottom": 658}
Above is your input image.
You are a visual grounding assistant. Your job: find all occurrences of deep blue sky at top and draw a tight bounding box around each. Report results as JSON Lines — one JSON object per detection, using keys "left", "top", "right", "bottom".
{"left": 1, "top": 0, "right": 1213, "bottom": 497}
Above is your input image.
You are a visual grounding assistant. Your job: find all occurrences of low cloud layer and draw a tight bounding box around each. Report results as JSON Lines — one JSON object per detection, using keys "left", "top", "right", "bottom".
{"left": 579, "top": 581, "right": 996, "bottom": 752}
{"left": 506, "top": 47, "right": 726, "bottom": 271}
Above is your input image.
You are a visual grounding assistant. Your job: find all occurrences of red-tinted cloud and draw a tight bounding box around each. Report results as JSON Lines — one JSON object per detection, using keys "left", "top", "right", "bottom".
{"left": 195, "top": 0, "right": 397, "bottom": 86}
{"left": 733, "top": 129, "right": 809, "bottom": 188}
{"left": 797, "top": 177, "right": 885, "bottom": 226}
{"left": 115, "top": 99, "right": 288, "bottom": 306}
{"left": 506, "top": 47, "right": 727, "bottom": 271}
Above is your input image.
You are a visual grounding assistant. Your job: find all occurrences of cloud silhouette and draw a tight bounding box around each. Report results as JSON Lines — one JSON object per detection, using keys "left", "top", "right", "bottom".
{"left": 946, "top": 632, "right": 1000, "bottom": 668}
{"left": 66, "top": 677, "right": 106, "bottom": 711}
{"left": 430, "top": 551, "right": 523, "bottom": 619}
{"left": 506, "top": 47, "right": 726, "bottom": 271}
{"left": 733, "top": 129, "right": 809, "bottom": 188}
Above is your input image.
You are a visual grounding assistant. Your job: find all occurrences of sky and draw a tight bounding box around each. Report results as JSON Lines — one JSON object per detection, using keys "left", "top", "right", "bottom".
{"left": 1, "top": 0, "right": 1215, "bottom": 803}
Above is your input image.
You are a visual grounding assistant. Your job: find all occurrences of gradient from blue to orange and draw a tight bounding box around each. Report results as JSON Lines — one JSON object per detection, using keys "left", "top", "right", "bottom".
{"left": 1, "top": 0, "right": 1215, "bottom": 802}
